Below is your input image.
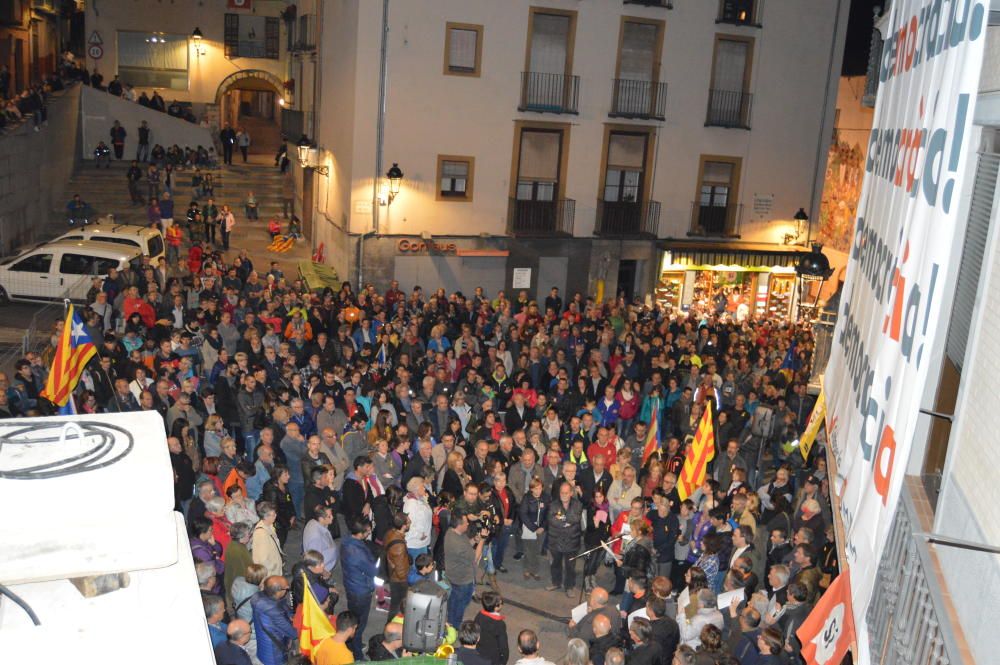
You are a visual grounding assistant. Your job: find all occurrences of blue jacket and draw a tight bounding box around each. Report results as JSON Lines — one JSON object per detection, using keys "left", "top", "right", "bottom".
{"left": 251, "top": 592, "right": 296, "bottom": 665}
{"left": 341, "top": 536, "right": 377, "bottom": 597}
{"left": 595, "top": 398, "right": 621, "bottom": 427}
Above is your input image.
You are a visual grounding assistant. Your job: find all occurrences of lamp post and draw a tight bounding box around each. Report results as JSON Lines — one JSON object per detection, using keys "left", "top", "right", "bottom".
{"left": 795, "top": 243, "right": 833, "bottom": 321}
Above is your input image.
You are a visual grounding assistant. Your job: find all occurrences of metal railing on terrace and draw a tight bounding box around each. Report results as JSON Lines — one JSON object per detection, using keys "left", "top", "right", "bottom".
{"left": 866, "top": 480, "right": 967, "bottom": 665}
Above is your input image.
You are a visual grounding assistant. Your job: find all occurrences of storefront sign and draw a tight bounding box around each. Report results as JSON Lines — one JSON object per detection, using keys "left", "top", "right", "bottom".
{"left": 397, "top": 239, "right": 457, "bottom": 254}
{"left": 822, "top": 2, "right": 987, "bottom": 662}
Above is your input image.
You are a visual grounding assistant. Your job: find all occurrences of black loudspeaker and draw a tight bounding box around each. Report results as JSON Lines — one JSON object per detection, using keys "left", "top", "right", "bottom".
{"left": 402, "top": 589, "right": 447, "bottom": 654}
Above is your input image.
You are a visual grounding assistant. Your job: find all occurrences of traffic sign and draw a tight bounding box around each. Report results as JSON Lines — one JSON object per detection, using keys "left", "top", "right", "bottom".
{"left": 88, "top": 44, "right": 104, "bottom": 60}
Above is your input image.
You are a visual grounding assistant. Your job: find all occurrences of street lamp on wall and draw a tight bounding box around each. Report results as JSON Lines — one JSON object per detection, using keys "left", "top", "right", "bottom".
{"left": 295, "top": 136, "right": 328, "bottom": 176}
{"left": 191, "top": 27, "right": 206, "bottom": 57}
{"left": 380, "top": 163, "right": 404, "bottom": 206}
{"left": 784, "top": 207, "right": 809, "bottom": 245}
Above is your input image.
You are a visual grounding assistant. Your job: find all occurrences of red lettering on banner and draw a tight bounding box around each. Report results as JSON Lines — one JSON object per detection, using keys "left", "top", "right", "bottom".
{"left": 873, "top": 425, "right": 896, "bottom": 505}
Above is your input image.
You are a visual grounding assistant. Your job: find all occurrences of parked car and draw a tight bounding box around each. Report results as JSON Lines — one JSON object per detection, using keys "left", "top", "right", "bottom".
{"left": 0, "top": 240, "right": 143, "bottom": 304}
{"left": 55, "top": 220, "right": 165, "bottom": 264}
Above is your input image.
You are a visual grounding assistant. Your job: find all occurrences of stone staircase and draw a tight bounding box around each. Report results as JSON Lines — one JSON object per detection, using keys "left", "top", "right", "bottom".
{"left": 52, "top": 158, "right": 311, "bottom": 273}
{"left": 59, "top": 159, "right": 288, "bottom": 227}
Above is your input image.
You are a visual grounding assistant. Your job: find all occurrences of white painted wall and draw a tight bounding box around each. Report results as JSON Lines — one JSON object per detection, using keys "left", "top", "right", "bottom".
{"left": 80, "top": 85, "right": 213, "bottom": 160}
{"left": 84, "top": 0, "right": 288, "bottom": 105}
{"left": 317, "top": 0, "right": 848, "bottom": 242}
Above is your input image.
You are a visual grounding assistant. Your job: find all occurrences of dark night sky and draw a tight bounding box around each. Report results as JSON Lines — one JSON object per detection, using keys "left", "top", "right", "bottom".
{"left": 843, "top": 0, "right": 883, "bottom": 76}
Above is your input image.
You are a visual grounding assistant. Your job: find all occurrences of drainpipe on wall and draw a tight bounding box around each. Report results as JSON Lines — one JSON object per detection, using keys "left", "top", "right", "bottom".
{"left": 361, "top": 0, "right": 390, "bottom": 288}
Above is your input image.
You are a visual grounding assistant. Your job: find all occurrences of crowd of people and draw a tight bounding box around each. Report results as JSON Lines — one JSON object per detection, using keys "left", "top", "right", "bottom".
{"left": 1, "top": 229, "right": 836, "bottom": 665}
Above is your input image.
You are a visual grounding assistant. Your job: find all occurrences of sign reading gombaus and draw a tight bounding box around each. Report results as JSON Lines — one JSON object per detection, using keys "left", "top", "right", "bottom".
{"left": 397, "top": 239, "right": 457, "bottom": 254}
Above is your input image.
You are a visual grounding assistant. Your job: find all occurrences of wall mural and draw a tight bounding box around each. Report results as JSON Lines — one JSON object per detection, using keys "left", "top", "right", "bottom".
{"left": 818, "top": 138, "right": 866, "bottom": 253}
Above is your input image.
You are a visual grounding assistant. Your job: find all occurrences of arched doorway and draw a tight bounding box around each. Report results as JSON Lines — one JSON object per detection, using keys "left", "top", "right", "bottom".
{"left": 215, "top": 70, "right": 287, "bottom": 161}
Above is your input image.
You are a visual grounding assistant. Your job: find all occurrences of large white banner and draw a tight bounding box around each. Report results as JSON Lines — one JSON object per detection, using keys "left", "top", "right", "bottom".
{"left": 823, "top": 0, "right": 987, "bottom": 661}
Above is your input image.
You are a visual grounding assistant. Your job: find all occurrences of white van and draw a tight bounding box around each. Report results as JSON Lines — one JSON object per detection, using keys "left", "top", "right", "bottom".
{"left": 0, "top": 240, "right": 143, "bottom": 303}
{"left": 55, "top": 220, "right": 165, "bottom": 264}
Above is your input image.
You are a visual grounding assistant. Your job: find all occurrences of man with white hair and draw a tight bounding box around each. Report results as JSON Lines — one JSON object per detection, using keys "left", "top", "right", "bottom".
{"left": 403, "top": 476, "right": 433, "bottom": 560}
{"left": 214, "top": 618, "right": 253, "bottom": 665}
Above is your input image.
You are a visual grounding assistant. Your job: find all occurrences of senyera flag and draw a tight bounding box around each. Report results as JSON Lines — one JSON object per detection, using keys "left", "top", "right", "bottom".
{"left": 677, "top": 400, "right": 715, "bottom": 500}
{"left": 40, "top": 304, "right": 96, "bottom": 411}
{"left": 797, "top": 569, "right": 856, "bottom": 665}
{"left": 641, "top": 398, "right": 660, "bottom": 464}
{"left": 297, "top": 572, "right": 335, "bottom": 659}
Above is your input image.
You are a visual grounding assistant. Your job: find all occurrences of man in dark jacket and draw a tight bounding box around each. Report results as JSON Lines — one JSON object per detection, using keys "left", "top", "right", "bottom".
{"left": 645, "top": 596, "right": 679, "bottom": 665}
{"left": 250, "top": 576, "right": 296, "bottom": 665}
{"left": 367, "top": 622, "right": 404, "bottom": 661}
{"left": 547, "top": 481, "right": 583, "bottom": 593}
{"left": 588, "top": 613, "right": 620, "bottom": 665}
{"left": 110, "top": 120, "right": 127, "bottom": 159}
{"left": 220, "top": 122, "right": 237, "bottom": 164}
{"left": 454, "top": 620, "right": 491, "bottom": 665}
{"left": 341, "top": 520, "right": 378, "bottom": 660}
{"left": 213, "top": 619, "right": 253, "bottom": 665}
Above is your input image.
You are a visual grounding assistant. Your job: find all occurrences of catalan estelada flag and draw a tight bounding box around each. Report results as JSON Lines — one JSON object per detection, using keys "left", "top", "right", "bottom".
{"left": 297, "top": 572, "right": 335, "bottom": 660}
{"left": 40, "top": 304, "right": 96, "bottom": 409}
{"left": 677, "top": 400, "right": 715, "bottom": 500}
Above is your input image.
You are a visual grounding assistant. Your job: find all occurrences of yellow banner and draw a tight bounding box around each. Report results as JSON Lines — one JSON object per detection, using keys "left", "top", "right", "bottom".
{"left": 799, "top": 388, "right": 826, "bottom": 462}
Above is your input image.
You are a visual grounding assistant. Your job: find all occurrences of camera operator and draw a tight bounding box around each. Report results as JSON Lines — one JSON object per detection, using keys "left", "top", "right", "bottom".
{"left": 444, "top": 507, "right": 486, "bottom": 629}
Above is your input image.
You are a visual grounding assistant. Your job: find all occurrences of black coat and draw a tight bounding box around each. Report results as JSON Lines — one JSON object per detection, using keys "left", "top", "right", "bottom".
{"left": 455, "top": 646, "right": 491, "bottom": 665}
{"left": 628, "top": 642, "right": 663, "bottom": 665}
{"left": 341, "top": 475, "right": 372, "bottom": 525}
{"left": 472, "top": 611, "right": 509, "bottom": 665}
{"left": 649, "top": 616, "right": 680, "bottom": 665}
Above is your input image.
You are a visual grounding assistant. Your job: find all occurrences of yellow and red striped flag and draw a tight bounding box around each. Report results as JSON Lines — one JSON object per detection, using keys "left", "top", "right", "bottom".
{"left": 641, "top": 397, "right": 661, "bottom": 464}
{"left": 677, "top": 401, "right": 715, "bottom": 500}
{"left": 40, "top": 304, "right": 97, "bottom": 408}
{"left": 298, "top": 572, "right": 335, "bottom": 660}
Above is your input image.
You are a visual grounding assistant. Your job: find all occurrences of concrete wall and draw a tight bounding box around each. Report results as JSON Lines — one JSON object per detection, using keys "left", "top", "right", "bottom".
{"left": 80, "top": 85, "right": 213, "bottom": 160}
{"left": 312, "top": 0, "right": 360, "bottom": 283}
{"left": 0, "top": 84, "right": 81, "bottom": 256}
{"left": 320, "top": 0, "right": 848, "bottom": 243}
{"left": 83, "top": 0, "right": 288, "bottom": 105}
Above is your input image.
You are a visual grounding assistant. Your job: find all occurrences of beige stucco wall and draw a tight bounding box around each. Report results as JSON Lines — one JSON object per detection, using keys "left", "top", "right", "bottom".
{"left": 83, "top": 0, "right": 288, "bottom": 105}
{"left": 318, "top": 0, "right": 848, "bottom": 243}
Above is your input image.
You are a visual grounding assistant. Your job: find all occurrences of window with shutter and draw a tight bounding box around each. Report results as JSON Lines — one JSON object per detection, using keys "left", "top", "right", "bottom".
{"left": 444, "top": 23, "right": 483, "bottom": 76}
{"left": 437, "top": 156, "right": 475, "bottom": 201}
{"left": 265, "top": 17, "right": 280, "bottom": 59}
{"left": 224, "top": 14, "right": 240, "bottom": 58}
{"left": 946, "top": 151, "right": 999, "bottom": 371}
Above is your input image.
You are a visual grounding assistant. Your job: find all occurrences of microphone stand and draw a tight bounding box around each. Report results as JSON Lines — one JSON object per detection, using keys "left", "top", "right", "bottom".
{"left": 570, "top": 535, "right": 626, "bottom": 605}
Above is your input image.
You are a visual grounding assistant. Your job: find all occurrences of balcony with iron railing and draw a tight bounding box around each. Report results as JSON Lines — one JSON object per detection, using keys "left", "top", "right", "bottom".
{"left": 609, "top": 79, "right": 667, "bottom": 120}
{"left": 624, "top": 0, "right": 674, "bottom": 7}
{"left": 689, "top": 201, "right": 743, "bottom": 237}
{"left": 596, "top": 200, "right": 660, "bottom": 237}
{"left": 716, "top": 0, "right": 763, "bottom": 27}
{"left": 706, "top": 89, "right": 753, "bottom": 129}
{"left": 508, "top": 198, "right": 576, "bottom": 237}
{"left": 519, "top": 72, "right": 580, "bottom": 114}
{"left": 863, "top": 477, "right": 971, "bottom": 665}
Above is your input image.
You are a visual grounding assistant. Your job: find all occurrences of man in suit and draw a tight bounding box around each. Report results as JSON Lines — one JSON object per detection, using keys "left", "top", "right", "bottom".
{"left": 213, "top": 619, "right": 253, "bottom": 665}
{"left": 577, "top": 453, "right": 613, "bottom": 505}
{"left": 342, "top": 455, "right": 376, "bottom": 526}
{"left": 504, "top": 392, "right": 535, "bottom": 433}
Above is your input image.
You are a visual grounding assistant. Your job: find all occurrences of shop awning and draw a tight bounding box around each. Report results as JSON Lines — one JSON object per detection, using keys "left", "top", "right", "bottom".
{"left": 658, "top": 240, "right": 804, "bottom": 268}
